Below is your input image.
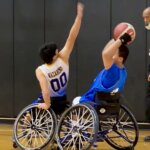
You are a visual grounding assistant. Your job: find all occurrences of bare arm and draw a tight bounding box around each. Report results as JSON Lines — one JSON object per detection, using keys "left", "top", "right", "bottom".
{"left": 36, "top": 68, "right": 51, "bottom": 109}
{"left": 102, "top": 38, "right": 122, "bottom": 69}
{"left": 102, "top": 32, "right": 133, "bottom": 69}
{"left": 59, "top": 2, "right": 84, "bottom": 62}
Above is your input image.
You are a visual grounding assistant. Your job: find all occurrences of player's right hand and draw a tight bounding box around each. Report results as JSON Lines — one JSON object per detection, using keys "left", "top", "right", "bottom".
{"left": 119, "top": 33, "right": 132, "bottom": 45}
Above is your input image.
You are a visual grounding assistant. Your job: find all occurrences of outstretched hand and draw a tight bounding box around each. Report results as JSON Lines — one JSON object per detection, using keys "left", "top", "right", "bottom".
{"left": 77, "top": 2, "right": 84, "bottom": 18}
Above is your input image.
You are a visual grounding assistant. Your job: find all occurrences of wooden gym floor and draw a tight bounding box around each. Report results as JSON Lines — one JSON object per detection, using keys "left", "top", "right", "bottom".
{"left": 0, "top": 123, "right": 150, "bottom": 150}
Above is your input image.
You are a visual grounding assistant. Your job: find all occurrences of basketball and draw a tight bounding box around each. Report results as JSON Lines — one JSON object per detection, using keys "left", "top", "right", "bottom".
{"left": 113, "top": 22, "right": 136, "bottom": 44}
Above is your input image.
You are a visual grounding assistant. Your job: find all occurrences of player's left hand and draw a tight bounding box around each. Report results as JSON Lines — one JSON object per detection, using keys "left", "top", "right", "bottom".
{"left": 38, "top": 103, "right": 50, "bottom": 110}
{"left": 77, "top": 2, "right": 84, "bottom": 18}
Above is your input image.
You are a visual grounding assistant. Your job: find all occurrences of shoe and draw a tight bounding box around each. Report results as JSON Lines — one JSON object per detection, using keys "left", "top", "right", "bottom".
{"left": 144, "top": 136, "right": 150, "bottom": 142}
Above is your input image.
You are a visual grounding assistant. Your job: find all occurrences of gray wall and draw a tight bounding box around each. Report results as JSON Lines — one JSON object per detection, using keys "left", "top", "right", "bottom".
{"left": 0, "top": 0, "right": 148, "bottom": 121}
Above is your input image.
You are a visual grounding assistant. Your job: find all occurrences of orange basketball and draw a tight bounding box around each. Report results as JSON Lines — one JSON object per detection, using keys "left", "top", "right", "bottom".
{"left": 113, "top": 22, "right": 136, "bottom": 44}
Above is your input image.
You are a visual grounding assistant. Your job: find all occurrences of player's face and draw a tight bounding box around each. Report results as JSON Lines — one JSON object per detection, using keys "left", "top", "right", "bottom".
{"left": 143, "top": 9, "right": 150, "bottom": 30}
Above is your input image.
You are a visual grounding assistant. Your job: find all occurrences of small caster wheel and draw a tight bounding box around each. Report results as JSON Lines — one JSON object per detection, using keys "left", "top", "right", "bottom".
{"left": 13, "top": 142, "right": 17, "bottom": 148}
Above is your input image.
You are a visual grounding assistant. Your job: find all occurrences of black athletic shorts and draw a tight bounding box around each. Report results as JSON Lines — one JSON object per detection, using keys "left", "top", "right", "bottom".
{"left": 51, "top": 95, "right": 70, "bottom": 115}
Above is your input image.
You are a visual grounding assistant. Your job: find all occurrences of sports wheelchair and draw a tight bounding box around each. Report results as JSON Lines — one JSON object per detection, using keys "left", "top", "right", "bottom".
{"left": 12, "top": 103, "right": 57, "bottom": 150}
{"left": 12, "top": 95, "right": 69, "bottom": 150}
{"left": 56, "top": 92, "right": 139, "bottom": 150}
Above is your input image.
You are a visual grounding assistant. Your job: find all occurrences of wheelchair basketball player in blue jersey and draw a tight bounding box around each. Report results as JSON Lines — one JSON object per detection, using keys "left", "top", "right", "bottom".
{"left": 73, "top": 32, "right": 134, "bottom": 106}
{"left": 56, "top": 28, "right": 137, "bottom": 150}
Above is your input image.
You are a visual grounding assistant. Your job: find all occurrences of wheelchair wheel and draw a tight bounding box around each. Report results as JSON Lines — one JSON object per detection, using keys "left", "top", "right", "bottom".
{"left": 13, "top": 104, "right": 57, "bottom": 150}
{"left": 100, "top": 104, "right": 139, "bottom": 149}
{"left": 56, "top": 103, "right": 99, "bottom": 150}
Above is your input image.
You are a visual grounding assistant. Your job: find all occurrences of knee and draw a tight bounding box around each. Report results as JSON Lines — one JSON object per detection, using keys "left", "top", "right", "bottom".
{"left": 72, "top": 96, "right": 81, "bottom": 106}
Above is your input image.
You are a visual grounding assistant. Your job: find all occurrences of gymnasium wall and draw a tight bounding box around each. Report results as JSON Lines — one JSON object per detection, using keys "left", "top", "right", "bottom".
{"left": 0, "top": 0, "right": 148, "bottom": 121}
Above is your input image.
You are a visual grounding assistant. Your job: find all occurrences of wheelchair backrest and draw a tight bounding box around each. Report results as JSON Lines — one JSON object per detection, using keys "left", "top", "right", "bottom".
{"left": 94, "top": 92, "right": 120, "bottom": 117}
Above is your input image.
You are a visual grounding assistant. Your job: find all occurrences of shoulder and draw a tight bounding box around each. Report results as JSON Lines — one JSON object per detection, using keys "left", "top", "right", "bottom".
{"left": 58, "top": 48, "right": 69, "bottom": 64}
{"left": 103, "top": 64, "right": 125, "bottom": 74}
{"left": 109, "top": 64, "right": 126, "bottom": 70}
{"left": 105, "top": 63, "right": 118, "bottom": 71}
{"left": 57, "top": 54, "right": 69, "bottom": 65}
{"left": 35, "top": 66, "right": 44, "bottom": 77}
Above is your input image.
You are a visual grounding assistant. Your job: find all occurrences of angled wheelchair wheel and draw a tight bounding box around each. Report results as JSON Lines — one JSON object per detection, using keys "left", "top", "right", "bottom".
{"left": 13, "top": 104, "right": 57, "bottom": 150}
{"left": 56, "top": 103, "right": 99, "bottom": 150}
{"left": 100, "top": 104, "right": 139, "bottom": 150}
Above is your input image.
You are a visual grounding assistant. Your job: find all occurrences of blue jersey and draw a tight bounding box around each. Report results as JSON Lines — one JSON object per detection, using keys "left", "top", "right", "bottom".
{"left": 80, "top": 64, "right": 127, "bottom": 103}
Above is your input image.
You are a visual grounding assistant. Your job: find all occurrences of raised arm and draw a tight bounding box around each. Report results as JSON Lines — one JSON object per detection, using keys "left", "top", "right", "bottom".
{"left": 59, "top": 2, "right": 84, "bottom": 62}
{"left": 102, "top": 39, "right": 122, "bottom": 69}
{"left": 102, "top": 33, "right": 131, "bottom": 69}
